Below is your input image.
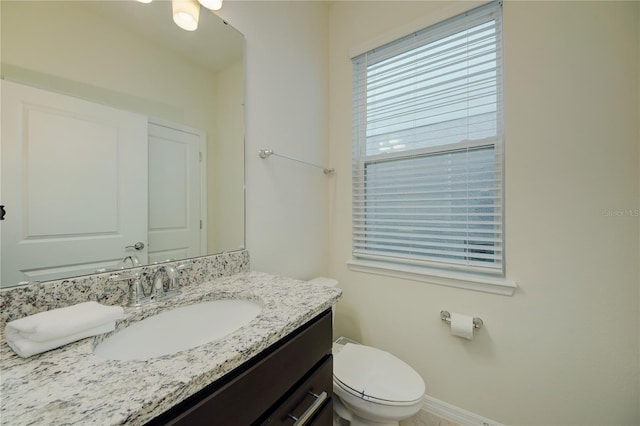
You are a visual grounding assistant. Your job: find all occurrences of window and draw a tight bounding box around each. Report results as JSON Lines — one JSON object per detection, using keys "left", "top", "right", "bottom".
{"left": 351, "top": 2, "right": 505, "bottom": 279}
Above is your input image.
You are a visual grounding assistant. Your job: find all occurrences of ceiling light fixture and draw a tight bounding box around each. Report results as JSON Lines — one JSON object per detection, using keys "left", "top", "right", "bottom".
{"left": 198, "top": 0, "right": 223, "bottom": 11}
{"left": 172, "top": 0, "right": 200, "bottom": 32}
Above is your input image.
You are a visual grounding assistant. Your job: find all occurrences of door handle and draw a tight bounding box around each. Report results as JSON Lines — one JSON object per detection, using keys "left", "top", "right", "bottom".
{"left": 125, "top": 242, "right": 145, "bottom": 251}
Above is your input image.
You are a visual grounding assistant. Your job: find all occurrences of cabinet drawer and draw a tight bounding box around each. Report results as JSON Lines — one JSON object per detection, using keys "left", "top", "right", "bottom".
{"left": 261, "top": 356, "right": 333, "bottom": 425}
{"left": 150, "top": 310, "right": 332, "bottom": 425}
{"left": 306, "top": 398, "right": 334, "bottom": 426}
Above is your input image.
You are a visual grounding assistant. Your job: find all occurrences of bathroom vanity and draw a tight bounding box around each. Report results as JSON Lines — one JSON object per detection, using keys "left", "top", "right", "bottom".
{"left": 150, "top": 310, "right": 333, "bottom": 425}
{"left": 0, "top": 264, "right": 341, "bottom": 425}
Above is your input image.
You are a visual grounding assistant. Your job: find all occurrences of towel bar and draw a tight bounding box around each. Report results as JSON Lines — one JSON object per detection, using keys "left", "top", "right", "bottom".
{"left": 258, "top": 149, "right": 334, "bottom": 175}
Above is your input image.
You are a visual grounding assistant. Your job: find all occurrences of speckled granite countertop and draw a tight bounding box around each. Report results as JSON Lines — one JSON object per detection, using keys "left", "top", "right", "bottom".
{"left": 0, "top": 271, "right": 341, "bottom": 425}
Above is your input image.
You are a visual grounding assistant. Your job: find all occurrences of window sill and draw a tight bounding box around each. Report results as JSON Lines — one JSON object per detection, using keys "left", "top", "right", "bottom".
{"left": 346, "top": 259, "right": 517, "bottom": 296}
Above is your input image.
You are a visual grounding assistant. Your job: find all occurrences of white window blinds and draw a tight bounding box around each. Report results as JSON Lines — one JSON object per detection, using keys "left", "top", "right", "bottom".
{"left": 352, "top": 1, "right": 504, "bottom": 276}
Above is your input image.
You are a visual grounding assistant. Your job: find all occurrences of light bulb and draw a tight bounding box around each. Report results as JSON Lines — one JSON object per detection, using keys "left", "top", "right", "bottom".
{"left": 198, "top": 0, "right": 223, "bottom": 11}
{"left": 136, "top": 0, "right": 153, "bottom": 3}
{"left": 172, "top": 0, "right": 200, "bottom": 31}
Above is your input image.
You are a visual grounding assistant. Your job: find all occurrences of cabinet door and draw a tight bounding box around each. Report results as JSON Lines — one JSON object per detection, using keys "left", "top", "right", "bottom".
{"left": 261, "top": 356, "right": 333, "bottom": 425}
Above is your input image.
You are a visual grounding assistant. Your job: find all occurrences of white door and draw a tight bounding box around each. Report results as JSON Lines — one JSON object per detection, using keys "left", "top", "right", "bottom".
{"left": 1, "top": 81, "right": 148, "bottom": 285}
{"left": 147, "top": 121, "right": 204, "bottom": 264}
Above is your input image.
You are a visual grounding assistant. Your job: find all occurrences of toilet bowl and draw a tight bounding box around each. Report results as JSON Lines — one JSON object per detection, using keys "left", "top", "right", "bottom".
{"left": 306, "top": 278, "right": 425, "bottom": 425}
{"left": 332, "top": 342, "right": 425, "bottom": 426}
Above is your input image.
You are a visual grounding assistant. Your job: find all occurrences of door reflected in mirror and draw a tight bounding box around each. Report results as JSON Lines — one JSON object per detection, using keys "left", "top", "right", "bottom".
{"left": 0, "top": 0, "right": 245, "bottom": 288}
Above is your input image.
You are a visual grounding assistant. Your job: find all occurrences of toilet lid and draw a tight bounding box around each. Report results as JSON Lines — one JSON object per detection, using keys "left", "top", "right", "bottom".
{"left": 333, "top": 343, "right": 425, "bottom": 403}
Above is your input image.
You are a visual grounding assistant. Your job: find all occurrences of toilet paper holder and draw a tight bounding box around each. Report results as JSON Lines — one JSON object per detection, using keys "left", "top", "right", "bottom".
{"left": 440, "top": 310, "right": 483, "bottom": 329}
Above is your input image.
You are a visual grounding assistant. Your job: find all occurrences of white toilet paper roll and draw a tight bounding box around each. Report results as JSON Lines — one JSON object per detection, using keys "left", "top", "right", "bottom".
{"left": 450, "top": 313, "right": 474, "bottom": 340}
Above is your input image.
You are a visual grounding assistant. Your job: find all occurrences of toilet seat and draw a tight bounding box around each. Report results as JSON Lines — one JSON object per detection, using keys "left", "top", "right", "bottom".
{"left": 334, "top": 377, "right": 420, "bottom": 407}
{"left": 333, "top": 343, "right": 425, "bottom": 406}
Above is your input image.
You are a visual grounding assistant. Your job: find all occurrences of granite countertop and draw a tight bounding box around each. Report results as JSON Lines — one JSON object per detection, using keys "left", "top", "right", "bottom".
{"left": 0, "top": 271, "right": 342, "bottom": 425}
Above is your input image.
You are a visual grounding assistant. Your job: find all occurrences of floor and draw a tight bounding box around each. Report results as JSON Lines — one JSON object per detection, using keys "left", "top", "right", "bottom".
{"left": 334, "top": 409, "right": 459, "bottom": 426}
{"left": 400, "top": 410, "right": 460, "bottom": 426}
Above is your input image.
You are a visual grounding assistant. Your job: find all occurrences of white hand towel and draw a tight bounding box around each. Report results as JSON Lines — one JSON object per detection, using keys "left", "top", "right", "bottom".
{"left": 5, "top": 321, "right": 117, "bottom": 358}
{"left": 5, "top": 301, "right": 124, "bottom": 342}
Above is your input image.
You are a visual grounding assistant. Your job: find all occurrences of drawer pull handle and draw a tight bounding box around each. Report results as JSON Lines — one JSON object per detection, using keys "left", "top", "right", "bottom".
{"left": 287, "top": 391, "right": 328, "bottom": 425}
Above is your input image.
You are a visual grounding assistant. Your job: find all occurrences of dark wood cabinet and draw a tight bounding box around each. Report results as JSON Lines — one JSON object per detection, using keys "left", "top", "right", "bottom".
{"left": 147, "top": 310, "right": 333, "bottom": 426}
{"left": 259, "top": 355, "right": 332, "bottom": 425}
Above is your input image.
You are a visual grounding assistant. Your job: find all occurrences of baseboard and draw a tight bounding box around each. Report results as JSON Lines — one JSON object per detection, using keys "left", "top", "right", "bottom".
{"left": 421, "top": 394, "right": 503, "bottom": 426}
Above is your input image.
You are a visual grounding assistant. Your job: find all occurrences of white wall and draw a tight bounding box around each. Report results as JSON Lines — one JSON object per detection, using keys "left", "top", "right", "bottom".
{"left": 218, "top": 1, "right": 330, "bottom": 279}
{"left": 328, "top": 1, "right": 639, "bottom": 425}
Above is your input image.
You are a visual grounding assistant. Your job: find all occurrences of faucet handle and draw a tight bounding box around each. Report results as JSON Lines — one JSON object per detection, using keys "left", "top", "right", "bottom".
{"left": 166, "top": 265, "right": 180, "bottom": 292}
{"left": 152, "top": 264, "right": 181, "bottom": 296}
{"left": 172, "top": 263, "right": 193, "bottom": 290}
{"left": 160, "top": 263, "right": 191, "bottom": 294}
{"left": 109, "top": 271, "right": 147, "bottom": 307}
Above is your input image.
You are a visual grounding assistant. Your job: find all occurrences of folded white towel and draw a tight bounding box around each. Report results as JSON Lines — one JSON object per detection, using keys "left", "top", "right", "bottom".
{"left": 5, "top": 301, "right": 124, "bottom": 358}
{"left": 6, "top": 301, "right": 124, "bottom": 342}
{"left": 5, "top": 321, "right": 117, "bottom": 358}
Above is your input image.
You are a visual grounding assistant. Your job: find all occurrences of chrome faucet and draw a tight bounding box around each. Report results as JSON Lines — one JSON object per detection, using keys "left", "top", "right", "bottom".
{"left": 151, "top": 265, "right": 180, "bottom": 298}
{"left": 110, "top": 263, "right": 189, "bottom": 307}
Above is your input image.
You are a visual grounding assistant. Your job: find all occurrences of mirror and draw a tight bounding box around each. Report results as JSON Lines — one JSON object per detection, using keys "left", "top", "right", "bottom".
{"left": 0, "top": 0, "right": 245, "bottom": 288}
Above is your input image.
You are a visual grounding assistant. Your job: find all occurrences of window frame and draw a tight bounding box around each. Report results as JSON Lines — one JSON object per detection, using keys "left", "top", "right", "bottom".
{"left": 349, "top": 1, "right": 516, "bottom": 295}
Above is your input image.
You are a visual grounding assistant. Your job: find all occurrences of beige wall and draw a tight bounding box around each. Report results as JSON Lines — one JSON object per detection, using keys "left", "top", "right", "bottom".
{"left": 218, "top": 1, "right": 330, "bottom": 279}
{"left": 210, "top": 60, "right": 245, "bottom": 253}
{"left": 0, "top": 1, "right": 218, "bottom": 134}
{"left": 328, "top": 1, "right": 639, "bottom": 424}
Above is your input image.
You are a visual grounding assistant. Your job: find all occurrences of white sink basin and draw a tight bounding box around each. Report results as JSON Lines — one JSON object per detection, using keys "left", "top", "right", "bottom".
{"left": 94, "top": 299, "right": 262, "bottom": 361}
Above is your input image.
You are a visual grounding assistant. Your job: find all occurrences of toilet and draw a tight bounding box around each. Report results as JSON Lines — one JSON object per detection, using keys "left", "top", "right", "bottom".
{"left": 306, "top": 278, "right": 425, "bottom": 426}
{"left": 332, "top": 340, "right": 425, "bottom": 426}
